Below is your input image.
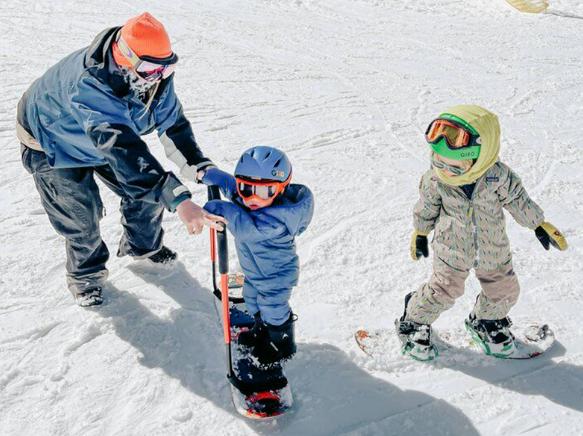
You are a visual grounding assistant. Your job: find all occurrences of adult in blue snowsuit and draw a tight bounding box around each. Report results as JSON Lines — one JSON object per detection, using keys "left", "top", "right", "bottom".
{"left": 16, "top": 13, "right": 224, "bottom": 306}
{"left": 200, "top": 146, "right": 314, "bottom": 365}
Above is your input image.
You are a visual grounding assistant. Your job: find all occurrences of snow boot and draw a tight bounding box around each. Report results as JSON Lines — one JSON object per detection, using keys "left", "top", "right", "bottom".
{"left": 251, "top": 314, "right": 297, "bottom": 367}
{"left": 146, "top": 246, "right": 177, "bottom": 266}
{"left": 395, "top": 292, "right": 438, "bottom": 361}
{"left": 75, "top": 287, "right": 103, "bottom": 307}
{"left": 237, "top": 313, "right": 265, "bottom": 347}
{"left": 465, "top": 312, "right": 517, "bottom": 358}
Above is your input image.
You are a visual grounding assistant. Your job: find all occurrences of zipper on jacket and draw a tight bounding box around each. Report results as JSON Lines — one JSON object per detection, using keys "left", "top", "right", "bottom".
{"left": 469, "top": 204, "right": 479, "bottom": 268}
{"left": 469, "top": 178, "right": 484, "bottom": 268}
{"left": 462, "top": 178, "right": 483, "bottom": 268}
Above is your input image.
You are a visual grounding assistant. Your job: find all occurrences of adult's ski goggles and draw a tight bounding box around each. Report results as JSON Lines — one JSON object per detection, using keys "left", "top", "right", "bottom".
{"left": 235, "top": 176, "right": 290, "bottom": 207}
{"left": 116, "top": 33, "right": 178, "bottom": 82}
{"left": 425, "top": 118, "right": 481, "bottom": 161}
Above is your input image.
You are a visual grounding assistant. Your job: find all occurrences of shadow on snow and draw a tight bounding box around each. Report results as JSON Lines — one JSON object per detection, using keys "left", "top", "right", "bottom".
{"left": 97, "top": 262, "right": 479, "bottom": 435}
{"left": 435, "top": 337, "right": 583, "bottom": 415}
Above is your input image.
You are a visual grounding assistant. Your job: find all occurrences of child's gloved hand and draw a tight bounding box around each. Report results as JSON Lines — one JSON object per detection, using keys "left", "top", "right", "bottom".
{"left": 410, "top": 230, "right": 429, "bottom": 260}
{"left": 535, "top": 222, "right": 568, "bottom": 251}
{"left": 196, "top": 165, "right": 218, "bottom": 184}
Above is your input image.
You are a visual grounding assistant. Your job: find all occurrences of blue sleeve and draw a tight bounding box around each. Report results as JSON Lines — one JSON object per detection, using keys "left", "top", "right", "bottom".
{"left": 204, "top": 200, "right": 287, "bottom": 242}
{"left": 70, "top": 74, "right": 191, "bottom": 212}
{"left": 278, "top": 185, "right": 314, "bottom": 237}
{"left": 295, "top": 186, "right": 314, "bottom": 236}
{"left": 201, "top": 168, "right": 237, "bottom": 199}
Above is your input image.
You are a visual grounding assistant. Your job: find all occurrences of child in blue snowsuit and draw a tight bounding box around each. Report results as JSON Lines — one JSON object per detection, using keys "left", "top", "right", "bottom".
{"left": 200, "top": 146, "right": 314, "bottom": 366}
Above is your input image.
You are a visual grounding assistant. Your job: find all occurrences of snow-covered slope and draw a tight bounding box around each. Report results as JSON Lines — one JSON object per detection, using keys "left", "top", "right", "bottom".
{"left": 1, "top": 1, "right": 583, "bottom": 434}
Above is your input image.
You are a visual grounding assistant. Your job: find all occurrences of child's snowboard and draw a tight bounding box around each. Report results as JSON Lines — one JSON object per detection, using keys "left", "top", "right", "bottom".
{"left": 355, "top": 322, "right": 555, "bottom": 360}
{"left": 214, "top": 276, "right": 292, "bottom": 419}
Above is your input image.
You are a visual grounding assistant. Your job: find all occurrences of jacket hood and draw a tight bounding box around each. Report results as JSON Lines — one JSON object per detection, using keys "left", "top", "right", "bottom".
{"left": 83, "top": 26, "right": 132, "bottom": 96}
{"left": 434, "top": 104, "right": 501, "bottom": 186}
{"left": 85, "top": 27, "right": 120, "bottom": 69}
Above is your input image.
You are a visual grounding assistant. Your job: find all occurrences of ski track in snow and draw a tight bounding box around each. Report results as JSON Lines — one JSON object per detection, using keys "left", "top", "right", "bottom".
{"left": 1, "top": 0, "right": 583, "bottom": 434}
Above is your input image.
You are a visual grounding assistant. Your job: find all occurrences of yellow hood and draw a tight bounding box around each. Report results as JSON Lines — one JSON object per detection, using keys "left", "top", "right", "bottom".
{"left": 433, "top": 104, "right": 500, "bottom": 186}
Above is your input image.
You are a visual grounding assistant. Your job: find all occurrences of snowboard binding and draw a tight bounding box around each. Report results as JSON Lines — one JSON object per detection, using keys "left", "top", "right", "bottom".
{"left": 464, "top": 313, "right": 517, "bottom": 358}
{"left": 395, "top": 292, "right": 438, "bottom": 361}
{"left": 395, "top": 318, "right": 438, "bottom": 361}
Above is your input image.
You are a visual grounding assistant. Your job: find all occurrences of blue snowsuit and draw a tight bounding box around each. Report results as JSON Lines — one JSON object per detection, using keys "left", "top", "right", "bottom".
{"left": 17, "top": 26, "right": 213, "bottom": 295}
{"left": 202, "top": 168, "right": 314, "bottom": 326}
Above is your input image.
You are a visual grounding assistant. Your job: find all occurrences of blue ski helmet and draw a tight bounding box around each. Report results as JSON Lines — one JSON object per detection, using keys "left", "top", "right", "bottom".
{"left": 234, "top": 146, "right": 292, "bottom": 182}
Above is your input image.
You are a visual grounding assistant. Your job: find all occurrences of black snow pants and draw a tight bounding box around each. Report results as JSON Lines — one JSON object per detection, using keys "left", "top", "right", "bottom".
{"left": 21, "top": 145, "right": 164, "bottom": 296}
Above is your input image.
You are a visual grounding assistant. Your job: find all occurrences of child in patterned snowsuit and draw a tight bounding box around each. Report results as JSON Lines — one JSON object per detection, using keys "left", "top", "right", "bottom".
{"left": 398, "top": 104, "right": 567, "bottom": 360}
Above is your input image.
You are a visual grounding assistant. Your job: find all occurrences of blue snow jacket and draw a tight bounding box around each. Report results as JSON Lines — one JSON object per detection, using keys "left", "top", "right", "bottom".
{"left": 17, "top": 27, "right": 212, "bottom": 211}
{"left": 202, "top": 168, "right": 314, "bottom": 326}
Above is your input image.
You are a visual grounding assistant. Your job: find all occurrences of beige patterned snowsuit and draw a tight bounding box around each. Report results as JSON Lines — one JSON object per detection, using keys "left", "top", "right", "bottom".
{"left": 406, "top": 161, "right": 545, "bottom": 324}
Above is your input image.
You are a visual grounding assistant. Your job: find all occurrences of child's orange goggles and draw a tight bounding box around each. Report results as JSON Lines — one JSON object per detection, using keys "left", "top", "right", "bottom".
{"left": 235, "top": 177, "right": 289, "bottom": 204}
{"left": 425, "top": 119, "right": 477, "bottom": 149}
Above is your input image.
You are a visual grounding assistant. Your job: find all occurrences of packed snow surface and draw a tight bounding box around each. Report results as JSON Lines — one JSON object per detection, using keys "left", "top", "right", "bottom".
{"left": 1, "top": 0, "right": 583, "bottom": 435}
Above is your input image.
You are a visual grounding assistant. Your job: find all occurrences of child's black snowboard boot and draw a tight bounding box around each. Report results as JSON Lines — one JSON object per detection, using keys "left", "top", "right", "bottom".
{"left": 238, "top": 313, "right": 265, "bottom": 347}
{"left": 465, "top": 312, "right": 517, "bottom": 358}
{"left": 251, "top": 313, "right": 297, "bottom": 367}
{"left": 395, "top": 292, "right": 438, "bottom": 361}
